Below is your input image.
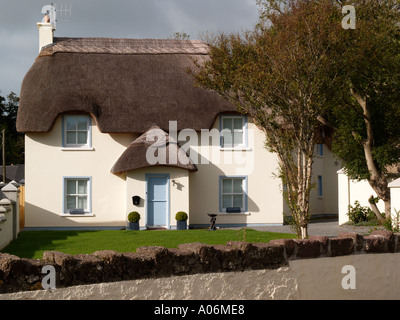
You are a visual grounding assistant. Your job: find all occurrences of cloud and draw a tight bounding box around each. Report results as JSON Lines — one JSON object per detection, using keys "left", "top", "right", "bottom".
{"left": 0, "top": 0, "right": 260, "bottom": 95}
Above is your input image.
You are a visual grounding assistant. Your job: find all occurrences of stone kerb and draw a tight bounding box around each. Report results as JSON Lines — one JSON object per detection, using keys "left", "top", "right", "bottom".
{"left": 0, "top": 230, "right": 400, "bottom": 294}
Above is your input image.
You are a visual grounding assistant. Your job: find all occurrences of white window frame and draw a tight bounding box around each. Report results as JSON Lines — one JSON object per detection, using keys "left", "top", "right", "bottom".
{"left": 63, "top": 177, "right": 92, "bottom": 215}
{"left": 219, "top": 176, "right": 248, "bottom": 213}
{"left": 62, "top": 115, "right": 92, "bottom": 149}
{"left": 220, "top": 115, "right": 247, "bottom": 149}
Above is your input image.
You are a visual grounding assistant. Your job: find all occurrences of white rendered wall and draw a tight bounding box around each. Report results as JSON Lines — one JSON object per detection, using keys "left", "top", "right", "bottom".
{"left": 24, "top": 116, "right": 135, "bottom": 228}
{"left": 337, "top": 170, "right": 385, "bottom": 225}
{"left": 186, "top": 117, "right": 284, "bottom": 227}
{"left": 310, "top": 146, "right": 341, "bottom": 217}
{"left": 126, "top": 167, "right": 190, "bottom": 229}
{"left": 25, "top": 114, "right": 339, "bottom": 229}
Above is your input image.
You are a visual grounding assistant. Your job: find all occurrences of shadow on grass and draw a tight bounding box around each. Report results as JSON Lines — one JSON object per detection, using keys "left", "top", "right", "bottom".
{"left": 1, "top": 228, "right": 296, "bottom": 259}
{"left": 1, "top": 230, "right": 94, "bottom": 259}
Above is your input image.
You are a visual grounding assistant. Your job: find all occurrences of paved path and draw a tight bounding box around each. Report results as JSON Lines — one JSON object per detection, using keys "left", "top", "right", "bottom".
{"left": 226, "top": 219, "right": 380, "bottom": 238}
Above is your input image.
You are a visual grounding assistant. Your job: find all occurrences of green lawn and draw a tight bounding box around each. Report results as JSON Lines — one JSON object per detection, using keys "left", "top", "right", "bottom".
{"left": 1, "top": 228, "right": 295, "bottom": 259}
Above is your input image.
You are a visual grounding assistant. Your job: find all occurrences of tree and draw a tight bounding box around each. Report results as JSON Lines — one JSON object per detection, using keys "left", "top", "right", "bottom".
{"left": 0, "top": 91, "right": 24, "bottom": 166}
{"left": 326, "top": 0, "right": 400, "bottom": 227}
{"left": 193, "top": 0, "right": 343, "bottom": 238}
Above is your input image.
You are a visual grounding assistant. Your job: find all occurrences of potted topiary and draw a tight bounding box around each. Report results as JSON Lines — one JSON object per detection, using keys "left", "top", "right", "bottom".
{"left": 127, "top": 211, "right": 140, "bottom": 230}
{"left": 175, "top": 211, "right": 188, "bottom": 230}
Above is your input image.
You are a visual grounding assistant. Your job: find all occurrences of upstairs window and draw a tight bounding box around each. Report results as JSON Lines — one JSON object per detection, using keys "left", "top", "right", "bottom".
{"left": 63, "top": 115, "right": 91, "bottom": 148}
{"left": 220, "top": 115, "right": 247, "bottom": 149}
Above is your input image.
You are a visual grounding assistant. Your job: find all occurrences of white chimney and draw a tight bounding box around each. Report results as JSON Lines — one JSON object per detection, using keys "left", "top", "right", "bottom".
{"left": 37, "top": 21, "right": 54, "bottom": 52}
{"left": 37, "top": 5, "right": 56, "bottom": 52}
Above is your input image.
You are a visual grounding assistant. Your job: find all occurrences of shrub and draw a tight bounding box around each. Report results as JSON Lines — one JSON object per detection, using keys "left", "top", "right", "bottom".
{"left": 382, "top": 209, "right": 400, "bottom": 233}
{"left": 347, "top": 201, "right": 377, "bottom": 225}
{"left": 175, "top": 211, "right": 188, "bottom": 221}
{"left": 128, "top": 211, "right": 140, "bottom": 223}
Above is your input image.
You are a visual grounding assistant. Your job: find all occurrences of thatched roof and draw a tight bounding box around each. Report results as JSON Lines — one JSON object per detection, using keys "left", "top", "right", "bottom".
{"left": 111, "top": 125, "right": 197, "bottom": 174}
{"left": 17, "top": 38, "right": 236, "bottom": 134}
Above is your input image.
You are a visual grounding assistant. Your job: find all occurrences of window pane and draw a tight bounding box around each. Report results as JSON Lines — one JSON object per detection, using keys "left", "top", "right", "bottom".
{"left": 223, "top": 195, "right": 232, "bottom": 209}
{"left": 317, "top": 144, "right": 324, "bottom": 156}
{"left": 77, "top": 131, "right": 88, "bottom": 145}
{"left": 77, "top": 196, "right": 87, "bottom": 210}
{"left": 233, "top": 131, "right": 243, "bottom": 146}
{"left": 222, "top": 131, "right": 232, "bottom": 147}
{"left": 77, "top": 117, "right": 88, "bottom": 130}
{"left": 233, "top": 179, "right": 243, "bottom": 193}
{"left": 77, "top": 180, "right": 87, "bottom": 194}
{"left": 233, "top": 118, "right": 243, "bottom": 130}
{"left": 66, "top": 196, "right": 76, "bottom": 210}
{"left": 223, "top": 179, "right": 232, "bottom": 193}
{"left": 66, "top": 117, "right": 76, "bottom": 130}
{"left": 233, "top": 195, "right": 243, "bottom": 208}
{"left": 223, "top": 118, "right": 232, "bottom": 130}
{"left": 318, "top": 176, "right": 323, "bottom": 197}
{"left": 66, "top": 132, "right": 76, "bottom": 145}
{"left": 66, "top": 180, "right": 76, "bottom": 195}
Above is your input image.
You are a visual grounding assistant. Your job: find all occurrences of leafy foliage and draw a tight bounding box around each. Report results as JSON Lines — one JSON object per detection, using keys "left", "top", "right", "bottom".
{"left": 326, "top": 0, "right": 400, "bottom": 221}
{"left": 193, "top": 0, "right": 343, "bottom": 238}
{"left": 127, "top": 211, "right": 140, "bottom": 223}
{"left": 0, "top": 91, "right": 24, "bottom": 165}
{"left": 347, "top": 201, "right": 377, "bottom": 225}
{"left": 175, "top": 211, "right": 188, "bottom": 221}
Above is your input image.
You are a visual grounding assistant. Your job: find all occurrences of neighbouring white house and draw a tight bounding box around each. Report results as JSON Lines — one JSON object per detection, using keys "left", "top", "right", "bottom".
{"left": 338, "top": 167, "right": 400, "bottom": 225}
{"left": 15, "top": 15, "right": 341, "bottom": 230}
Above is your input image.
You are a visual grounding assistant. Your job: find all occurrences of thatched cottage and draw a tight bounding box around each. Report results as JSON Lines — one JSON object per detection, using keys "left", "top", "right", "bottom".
{"left": 16, "top": 20, "right": 340, "bottom": 230}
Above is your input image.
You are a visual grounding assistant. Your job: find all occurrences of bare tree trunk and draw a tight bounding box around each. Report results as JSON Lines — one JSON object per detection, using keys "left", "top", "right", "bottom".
{"left": 351, "top": 89, "right": 391, "bottom": 222}
{"left": 278, "top": 140, "right": 313, "bottom": 239}
{"left": 301, "top": 226, "right": 308, "bottom": 239}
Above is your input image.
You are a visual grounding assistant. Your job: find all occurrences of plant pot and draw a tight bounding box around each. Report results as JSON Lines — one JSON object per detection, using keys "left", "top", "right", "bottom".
{"left": 127, "top": 221, "right": 140, "bottom": 231}
{"left": 176, "top": 220, "right": 187, "bottom": 230}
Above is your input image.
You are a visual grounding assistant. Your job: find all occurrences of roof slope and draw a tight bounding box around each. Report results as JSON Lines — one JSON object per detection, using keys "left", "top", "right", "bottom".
{"left": 17, "top": 38, "right": 236, "bottom": 134}
{"left": 111, "top": 125, "right": 197, "bottom": 174}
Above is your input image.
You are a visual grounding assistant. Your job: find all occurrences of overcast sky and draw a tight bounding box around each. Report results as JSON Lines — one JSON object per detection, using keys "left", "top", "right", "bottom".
{"left": 0, "top": 0, "right": 260, "bottom": 97}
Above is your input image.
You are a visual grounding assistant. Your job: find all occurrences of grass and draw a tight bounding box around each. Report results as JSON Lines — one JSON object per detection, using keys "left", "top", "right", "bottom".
{"left": 1, "top": 228, "right": 295, "bottom": 259}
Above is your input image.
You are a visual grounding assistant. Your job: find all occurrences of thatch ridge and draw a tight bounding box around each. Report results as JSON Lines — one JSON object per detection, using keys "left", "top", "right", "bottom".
{"left": 38, "top": 37, "right": 210, "bottom": 57}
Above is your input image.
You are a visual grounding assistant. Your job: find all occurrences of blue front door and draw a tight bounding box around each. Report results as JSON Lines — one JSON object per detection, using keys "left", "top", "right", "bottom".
{"left": 146, "top": 175, "right": 169, "bottom": 228}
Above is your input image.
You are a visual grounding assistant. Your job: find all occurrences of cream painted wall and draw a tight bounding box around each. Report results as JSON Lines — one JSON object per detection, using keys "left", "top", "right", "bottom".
{"left": 25, "top": 115, "right": 135, "bottom": 228}
{"left": 25, "top": 114, "right": 339, "bottom": 229}
{"left": 390, "top": 188, "right": 400, "bottom": 217}
{"left": 185, "top": 117, "right": 284, "bottom": 226}
{"left": 126, "top": 167, "right": 189, "bottom": 229}
{"left": 310, "top": 145, "right": 341, "bottom": 217}
{"left": 337, "top": 170, "right": 386, "bottom": 225}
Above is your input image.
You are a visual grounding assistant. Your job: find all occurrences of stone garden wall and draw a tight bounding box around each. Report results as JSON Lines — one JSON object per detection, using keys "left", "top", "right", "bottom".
{"left": 0, "top": 229, "right": 399, "bottom": 295}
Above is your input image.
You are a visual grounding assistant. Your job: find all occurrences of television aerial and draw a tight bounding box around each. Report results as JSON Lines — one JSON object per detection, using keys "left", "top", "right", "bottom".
{"left": 41, "top": 3, "right": 72, "bottom": 30}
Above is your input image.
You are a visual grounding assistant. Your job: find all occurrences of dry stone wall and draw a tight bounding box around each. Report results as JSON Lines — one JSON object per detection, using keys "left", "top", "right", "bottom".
{"left": 0, "top": 229, "right": 399, "bottom": 294}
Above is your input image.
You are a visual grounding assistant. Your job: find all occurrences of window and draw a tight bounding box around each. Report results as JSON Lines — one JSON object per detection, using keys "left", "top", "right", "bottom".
{"left": 316, "top": 144, "right": 324, "bottom": 157}
{"left": 317, "top": 175, "right": 323, "bottom": 198}
{"left": 220, "top": 176, "right": 247, "bottom": 213}
{"left": 220, "top": 115, "right": 247, "bottom": 148}
{"left": 63, "top": 115, "right": 91, "bottom": 148}
{"left": 63, "top": 177, "right": 91, "bottom": 214}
